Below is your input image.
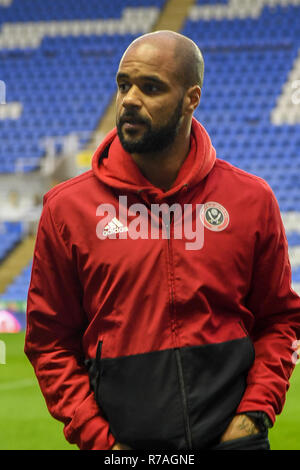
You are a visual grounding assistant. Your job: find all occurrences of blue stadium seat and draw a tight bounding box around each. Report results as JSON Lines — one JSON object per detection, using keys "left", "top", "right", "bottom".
{"left": 0, "top": 222, "right": 25, "bottom": 262}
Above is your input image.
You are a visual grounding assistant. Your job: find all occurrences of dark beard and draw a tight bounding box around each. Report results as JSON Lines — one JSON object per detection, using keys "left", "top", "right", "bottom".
{"left": 117, "top": 97, "right": 184, "bottom": 154}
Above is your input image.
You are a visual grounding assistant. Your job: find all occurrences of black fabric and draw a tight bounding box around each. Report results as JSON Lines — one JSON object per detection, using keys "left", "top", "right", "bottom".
{"left": 211, "top": 431, "right": 271, "bottom": 450}
{"left": 85, "top": 340, "right": 102, "bottom": 394}
{"left": 98, "top": 348, "right": 185, "bottom": 449}
{"left": 87, "top": 337, "right": 255, "bottom": 450}
{"left": 181, "top": 338, "right": 255, "bottom": 449}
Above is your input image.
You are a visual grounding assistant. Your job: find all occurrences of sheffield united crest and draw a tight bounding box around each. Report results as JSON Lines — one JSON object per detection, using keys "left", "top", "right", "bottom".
{"left": 200, "top": 202, "right": 230, "bottom": 232}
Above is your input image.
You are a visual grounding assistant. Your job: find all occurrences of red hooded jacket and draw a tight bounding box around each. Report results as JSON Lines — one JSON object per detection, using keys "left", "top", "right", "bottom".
{"left": 25, "top": 118, "right": 300, "bottom": 450}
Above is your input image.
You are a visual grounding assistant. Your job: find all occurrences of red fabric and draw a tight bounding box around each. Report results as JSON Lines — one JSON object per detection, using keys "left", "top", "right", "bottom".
{"left": 25, "top": 118, "right": 300, "bottom": 448}
{"left": 93, "top": 118, "right": 216, "bottom": 199}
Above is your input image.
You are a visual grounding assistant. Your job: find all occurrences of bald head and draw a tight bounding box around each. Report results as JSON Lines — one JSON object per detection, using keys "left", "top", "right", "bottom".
{"left": 122, "top": 31, "right": 204, "bottom": 90}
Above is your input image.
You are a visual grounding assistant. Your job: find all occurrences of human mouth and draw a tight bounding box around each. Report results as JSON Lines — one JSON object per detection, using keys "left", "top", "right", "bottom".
{"left": 120, "top": 114, "right": 147, "bottom": 131}
{"left": 123, "top": 121, "right": 145, "bottom": 131}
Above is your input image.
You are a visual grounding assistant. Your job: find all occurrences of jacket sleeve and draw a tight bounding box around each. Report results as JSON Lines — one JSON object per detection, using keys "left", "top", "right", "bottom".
{"left": 236, "top": 188, "right": 300, "bottom": 424}
{"left": 24, "top": 200, "right": 115, "bottom": 450}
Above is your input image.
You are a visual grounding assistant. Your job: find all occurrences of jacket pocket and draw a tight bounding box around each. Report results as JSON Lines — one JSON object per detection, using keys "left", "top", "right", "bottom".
{"left": 180, "top": 335, "right": 255, "bottom": 449}
{"left": 90, "top": 347, "right": 187, "bottom": 450}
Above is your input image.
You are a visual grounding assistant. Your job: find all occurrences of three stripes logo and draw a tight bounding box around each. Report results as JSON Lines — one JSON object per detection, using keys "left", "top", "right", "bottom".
{"left": 102, "top": 217, "right": 128, "bottom": 237}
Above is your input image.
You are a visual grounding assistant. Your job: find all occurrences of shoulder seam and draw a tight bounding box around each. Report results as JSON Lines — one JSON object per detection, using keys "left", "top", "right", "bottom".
{"left": 215, "top": 159, "right": 272, "bottom": 189}
{"left": 44, "top": 170, "right": 95, "bottom": 204}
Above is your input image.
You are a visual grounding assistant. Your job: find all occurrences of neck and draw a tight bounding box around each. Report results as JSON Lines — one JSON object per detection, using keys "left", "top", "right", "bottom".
{"left": 131, "top": 121, "right": 192, "bottom": 192}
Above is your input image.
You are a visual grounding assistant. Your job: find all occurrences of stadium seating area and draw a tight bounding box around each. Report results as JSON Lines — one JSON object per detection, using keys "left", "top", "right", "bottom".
{"left": 0, "top": 0, "right": 165, "bottom": 23}
{"left": 0, "top": 0, "right": 165, "bottom": 172}
{"left": 0, "top": 222, "right": 25, "bottom": 262}
{"left": 0, "top": 261, "right": 31, "bottom": 301}
{"left": 0, "top": 0, "right": 299, "bottom": 306}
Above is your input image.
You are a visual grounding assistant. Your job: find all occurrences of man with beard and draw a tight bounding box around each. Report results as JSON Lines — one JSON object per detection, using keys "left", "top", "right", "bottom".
{"left": 115, "top": 31, "right": 201, "bottom": 192}
{"left": 25, "top": 31, "right": 300, "bottom": 451}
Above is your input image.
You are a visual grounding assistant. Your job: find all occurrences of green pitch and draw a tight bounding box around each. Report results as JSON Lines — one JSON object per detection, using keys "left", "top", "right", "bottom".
{"left": 0, "top": 332, "right": 299, "bottom": 450}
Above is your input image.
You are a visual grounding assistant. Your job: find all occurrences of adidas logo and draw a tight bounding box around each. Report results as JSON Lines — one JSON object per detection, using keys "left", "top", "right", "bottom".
{"left": 102, "top": 217, "right": 129, "bottom": 237}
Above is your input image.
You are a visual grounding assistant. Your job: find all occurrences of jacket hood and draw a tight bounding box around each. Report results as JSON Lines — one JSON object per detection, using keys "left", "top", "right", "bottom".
{"left": 92, "top": 117, "right": 216, "bottom": 201}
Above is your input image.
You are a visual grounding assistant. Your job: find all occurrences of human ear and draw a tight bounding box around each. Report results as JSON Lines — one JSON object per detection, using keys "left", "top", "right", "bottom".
{"left": 184, "top": 85, "right": 201, "bottom": 114}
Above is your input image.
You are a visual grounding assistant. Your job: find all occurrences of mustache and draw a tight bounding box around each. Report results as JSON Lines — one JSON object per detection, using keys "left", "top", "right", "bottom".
{"left": 118, "top": 112, "right": 150, "bottom": 126}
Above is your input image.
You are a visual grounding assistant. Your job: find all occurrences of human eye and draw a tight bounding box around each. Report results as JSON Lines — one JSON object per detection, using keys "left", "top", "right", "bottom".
{"left": 143, "top": 82, "right": 161, "bottom": 94}
{"left": 118, "top": 82, "right": 131, "bottom": 93}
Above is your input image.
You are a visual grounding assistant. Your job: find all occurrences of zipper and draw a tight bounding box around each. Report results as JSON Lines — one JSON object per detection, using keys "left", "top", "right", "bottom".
{"left": 166, "top": 211, "right": 178, "bottom": 343}
{"left": 175, "top": 348, "right": 193, "bottom": 449}
{"left": 164, "top": 209, "right": 192, "bottom": 449}
{"left": 238, "top": 320, "right": 248, "bottom": 337}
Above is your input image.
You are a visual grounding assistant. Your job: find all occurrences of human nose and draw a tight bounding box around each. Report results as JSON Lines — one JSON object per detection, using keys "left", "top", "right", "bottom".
{"left": 122, "top": 85, "right": 142, "bottom": 109}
